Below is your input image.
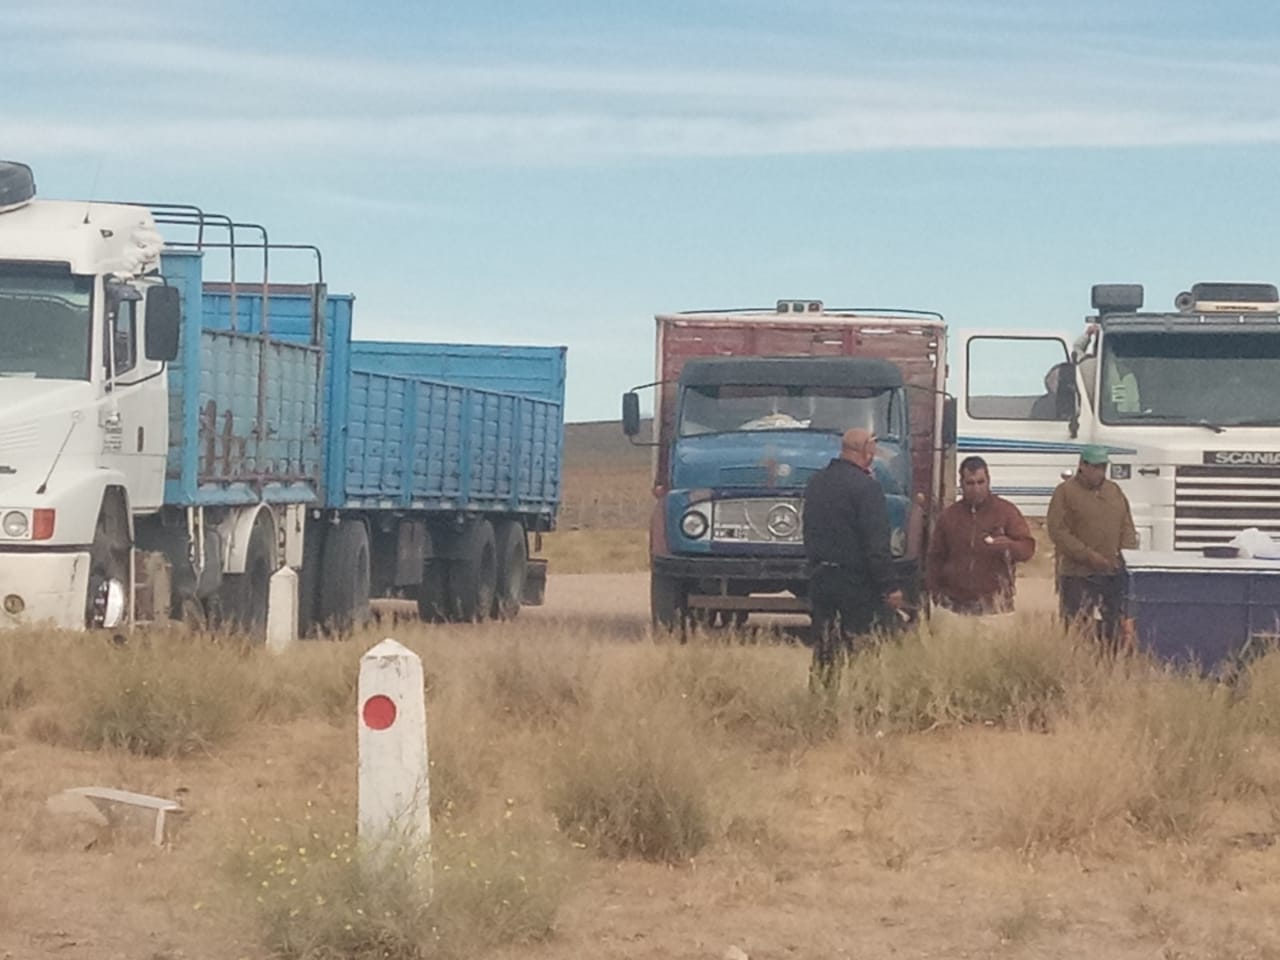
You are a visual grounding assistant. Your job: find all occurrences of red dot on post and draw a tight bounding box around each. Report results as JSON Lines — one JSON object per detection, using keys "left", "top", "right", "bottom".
{"left": 362, "top": 694, "right": 397, "bottom": 730}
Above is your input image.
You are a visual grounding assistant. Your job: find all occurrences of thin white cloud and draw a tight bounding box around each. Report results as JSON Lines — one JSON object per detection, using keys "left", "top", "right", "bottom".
{"left": 7, "top": 4, "right": 1280, "bottom": 165}
{"left": 10, "top": 103, "right": 1280, "bottom": 168}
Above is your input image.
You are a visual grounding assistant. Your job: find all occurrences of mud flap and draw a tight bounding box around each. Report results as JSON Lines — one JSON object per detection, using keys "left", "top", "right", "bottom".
{"left": 522, "top": 558, "right": 548, "bottom": 606}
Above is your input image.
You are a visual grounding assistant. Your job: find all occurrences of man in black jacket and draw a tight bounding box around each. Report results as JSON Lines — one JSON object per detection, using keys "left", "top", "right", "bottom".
{"left": 802, "top": 428, "right": 903, "bottom": 691}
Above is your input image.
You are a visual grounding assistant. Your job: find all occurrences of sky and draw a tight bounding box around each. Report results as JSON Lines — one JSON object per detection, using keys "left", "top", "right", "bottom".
{"left": 8, "top": 0, "right": 1280, "bottom": 421}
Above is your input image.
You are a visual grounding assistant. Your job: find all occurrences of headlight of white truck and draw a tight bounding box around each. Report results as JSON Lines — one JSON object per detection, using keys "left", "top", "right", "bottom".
{"left": 2, "top": 511, "right": 28, "bottom": 539}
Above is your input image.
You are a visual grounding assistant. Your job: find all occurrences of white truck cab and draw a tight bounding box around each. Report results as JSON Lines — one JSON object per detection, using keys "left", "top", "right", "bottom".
{"left": 0, "top": 162, "right": 179, "bottom": 629}
{"left": 957, "top": 281, "right": 1280, "bottom": 553}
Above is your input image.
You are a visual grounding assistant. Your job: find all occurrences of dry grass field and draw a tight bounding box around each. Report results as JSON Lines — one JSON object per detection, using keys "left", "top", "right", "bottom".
{"left": 5, "top": 429, "right": 1280, "bottom": 959}
{"left": 4, "top": 568, "right": 1280, "bottom": 960}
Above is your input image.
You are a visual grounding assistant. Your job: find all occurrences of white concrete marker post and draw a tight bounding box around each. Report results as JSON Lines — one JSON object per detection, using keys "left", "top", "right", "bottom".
{"left": 266, "top": 567, "right": 299, "bottom": 654}
{"left": 357, "top": 638, "right": 431, "bottom": 892}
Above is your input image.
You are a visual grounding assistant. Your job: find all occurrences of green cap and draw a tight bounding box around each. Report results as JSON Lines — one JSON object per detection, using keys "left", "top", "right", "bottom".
{"left": 1079, "top": 444, "right": 1109, "bottom": 465}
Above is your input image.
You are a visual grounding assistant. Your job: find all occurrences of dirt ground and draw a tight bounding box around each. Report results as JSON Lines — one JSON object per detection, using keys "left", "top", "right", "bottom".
{"left": 4, "top": 570, "right": 1279, "bottom": 960}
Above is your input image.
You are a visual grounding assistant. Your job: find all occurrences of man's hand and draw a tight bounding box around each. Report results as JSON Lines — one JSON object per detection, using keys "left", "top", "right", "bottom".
{"left": 985, "top": 535, "right": 1016, "bottom": 551}
{"left": 884, "top": 589, "right": 905, "bottom": 610}
{"left": 1087, "top": 550, "right": 1117, "bottom": 573}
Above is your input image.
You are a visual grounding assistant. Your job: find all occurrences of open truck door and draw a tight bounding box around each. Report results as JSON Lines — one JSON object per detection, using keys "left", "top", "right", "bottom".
{"left": 955, "top": 331, "right": 1079, "bottom": 519}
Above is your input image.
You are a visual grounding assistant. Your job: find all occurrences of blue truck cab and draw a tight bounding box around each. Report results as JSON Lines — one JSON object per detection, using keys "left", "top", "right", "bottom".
{"left": 625, "top": 303, "right": 952, "bottom": 632}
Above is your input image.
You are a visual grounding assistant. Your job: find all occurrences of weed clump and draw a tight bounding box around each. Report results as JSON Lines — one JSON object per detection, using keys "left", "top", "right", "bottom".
{"left": 69, "top": 632, "right": 248, "bottom": 756}
{"left": 844, "top": 614, "right": 1084, "bottom": 732}
{"left": 548, "top": 697, "right": 713, "bottom": 862}
{"left": 233, "top": 811, "right": 569, "bottom": 960}
{"left": 247, "top": 644, "right": 360, "bottom": 725}
{"left": 982, "top": 668, "right": 1249, "bottom": 851}
{"left": 645, "top": 644, "right": 835, "bottom": 751}
{"left": 478, "top": 641, "right": 592, "bottom": 727}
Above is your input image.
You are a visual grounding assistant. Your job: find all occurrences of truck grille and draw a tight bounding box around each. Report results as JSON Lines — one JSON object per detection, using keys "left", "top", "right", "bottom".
{"left": 1174, "top": 466, "right": 1280, "bottom": 549}
{"left": 711, "top": 497, "right": 804, "bottom": 545}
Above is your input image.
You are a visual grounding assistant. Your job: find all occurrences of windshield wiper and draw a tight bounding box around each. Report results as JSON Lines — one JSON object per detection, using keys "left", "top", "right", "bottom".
{"left": 1221, "top": 417, "right": 1280, "bottom": 428}
{"left": 1119, "top": 413, "right": 1225, "bottom": 433}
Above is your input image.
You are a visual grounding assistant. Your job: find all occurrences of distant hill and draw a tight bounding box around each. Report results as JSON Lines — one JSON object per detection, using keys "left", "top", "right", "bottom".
{"left": 563, "top": 419, "right": 653, "bottom": 470}
{"left": 560, "top": 419, "right": 653, "bottom": 529}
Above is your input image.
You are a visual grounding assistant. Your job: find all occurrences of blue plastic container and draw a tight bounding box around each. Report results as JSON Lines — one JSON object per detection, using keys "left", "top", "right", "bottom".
{"left": 1123, "top": 550, "right": 1280, "bottom": 669}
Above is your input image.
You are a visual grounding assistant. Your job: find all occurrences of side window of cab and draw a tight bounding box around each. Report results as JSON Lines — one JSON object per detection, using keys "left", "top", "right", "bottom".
{"left": 106, "top": 300, "right": 138, "bottom": 376}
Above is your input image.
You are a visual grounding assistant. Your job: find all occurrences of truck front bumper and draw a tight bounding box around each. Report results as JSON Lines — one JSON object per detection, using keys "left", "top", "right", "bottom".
{"left": 653, "top": 553, "right": 921, "bottom": 608}
{"left": 652, "top": 554, "right": 810, "bottom": 582}
{"left": 0, "top": 551, "right": 91, "bottom": 631}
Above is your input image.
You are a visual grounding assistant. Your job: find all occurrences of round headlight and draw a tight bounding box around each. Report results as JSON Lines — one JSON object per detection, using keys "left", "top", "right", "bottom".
{"left": 766, "top": 503, "right": 800, "bottom": 539}
{"left": 680, "top": 510, "right": 709, "bottom": 539}
{"left": 2, "top": 511, "right": 28, "bottom": 538}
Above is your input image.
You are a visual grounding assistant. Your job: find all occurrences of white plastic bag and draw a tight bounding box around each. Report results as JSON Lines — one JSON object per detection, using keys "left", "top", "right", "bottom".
{"left": 1228, "top": 526, "right": 1277, "bottom": 559}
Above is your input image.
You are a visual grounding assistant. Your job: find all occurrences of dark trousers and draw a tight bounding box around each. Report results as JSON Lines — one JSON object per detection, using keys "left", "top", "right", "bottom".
{"left": 1058, "top": 574, "right": 1124, "bottom": 652}
{"left": 809, "top": 565, "right": 879, "bottom": 692}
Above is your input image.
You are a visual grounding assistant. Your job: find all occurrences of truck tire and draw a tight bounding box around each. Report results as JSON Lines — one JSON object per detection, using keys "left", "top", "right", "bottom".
{"left": 449, "top": 519, "right": 497, "bottom": 622}
{"left": 492, "top": 519, "right": 526, "bottom": 620}
{"left": 218, "top": 513, "right": 276, "bottom": 639}
{"left": 296, "top": 518, "right": 324, "bottom": 636}
{"left": 318, "top": 519, "right": 371, "bottom": 634}
{"left": 85, "top": 496, "right": 131, "bottom": 630}
{"left": 417, "top": 560, "right": 451, "bottom": 622}
{"left": 650, "top": 572, "right": 687, "bottom": 634}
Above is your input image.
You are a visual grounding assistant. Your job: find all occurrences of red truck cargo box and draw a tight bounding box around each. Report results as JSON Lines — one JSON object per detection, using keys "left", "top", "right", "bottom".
{"left": 654, "top": 309, "right": 947, "bottom": 509}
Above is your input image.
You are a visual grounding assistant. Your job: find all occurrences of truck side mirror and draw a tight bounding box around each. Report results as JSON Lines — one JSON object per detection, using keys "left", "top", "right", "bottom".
{"left": 145, "top": 285, "right": 181, "bottom": 362}
{"left": 622, "top": 391, "right": 642, "bottom": 437}
{"left": 942, "top": 396, "right": 957, "bottom": 447}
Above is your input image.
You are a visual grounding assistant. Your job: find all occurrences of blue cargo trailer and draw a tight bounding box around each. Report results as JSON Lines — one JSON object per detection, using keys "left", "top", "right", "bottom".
{"left": 126, "top": 207, "right": 563, "bottom": 635}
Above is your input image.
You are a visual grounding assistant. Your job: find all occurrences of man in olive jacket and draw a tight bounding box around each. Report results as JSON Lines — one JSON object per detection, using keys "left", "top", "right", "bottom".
{"left": 1046, "top": 444, "right": 1138, "bottom": 648}
{"left": 803, "top": 428, "right": 904, "bottom": 691}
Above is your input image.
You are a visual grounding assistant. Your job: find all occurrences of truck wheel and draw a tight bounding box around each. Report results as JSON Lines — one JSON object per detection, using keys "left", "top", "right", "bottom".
{"left": 650, "top": 572, "right": 687, "bottom": 634}
{"left": 492, "top": 520, "right": 526, "bottom": 620}
{"left": 296, "top": 517, "right": 324, "bottom": 637}
{"left": 218, "top": 513, "right": 276, "bottom": 638}
{"left": 85, "top": 499, "right": 131, "bottom": 630}
{"left": 417, "top": 560, "right": 451, "bottom": 622}
{"left": 449, "top": 519, "right": 497, "bottom": 622}
{"left": 318, "top": 519, "right": 371, "bottom": 634}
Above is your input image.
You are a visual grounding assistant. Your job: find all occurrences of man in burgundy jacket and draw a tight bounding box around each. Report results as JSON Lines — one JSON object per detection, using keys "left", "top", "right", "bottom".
{"left": 926, "top": 456, "right": 1036, "bottom": 615}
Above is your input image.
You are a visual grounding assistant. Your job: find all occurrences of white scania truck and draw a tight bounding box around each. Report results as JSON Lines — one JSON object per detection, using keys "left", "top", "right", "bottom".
{"left": 0, "top": 161, "right": 564, "bottom": 634}
{"left": 957, "top": 281, "right": 1280, "bottom": 552}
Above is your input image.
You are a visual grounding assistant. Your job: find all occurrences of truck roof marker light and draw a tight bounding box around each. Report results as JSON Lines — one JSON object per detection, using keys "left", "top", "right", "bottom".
{"left": 776, "top": 300, "right": 824, "bottom": 314}
{"left": 1091, "top": 284, "right": 1143, "bottom": 313}
{"left": 32, "top": 509, "right": 55, "bottom": 541}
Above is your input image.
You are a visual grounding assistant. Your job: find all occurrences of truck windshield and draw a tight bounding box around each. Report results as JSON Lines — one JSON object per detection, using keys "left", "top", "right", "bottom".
{"left": 678, "top": 384, "right": 901, "bottom": 438}
{"left": 0, "top": 263, "right": 93, "bottom": 380}
{"left": 1100, "top": 331, "right": 1280, "bottom": 426}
